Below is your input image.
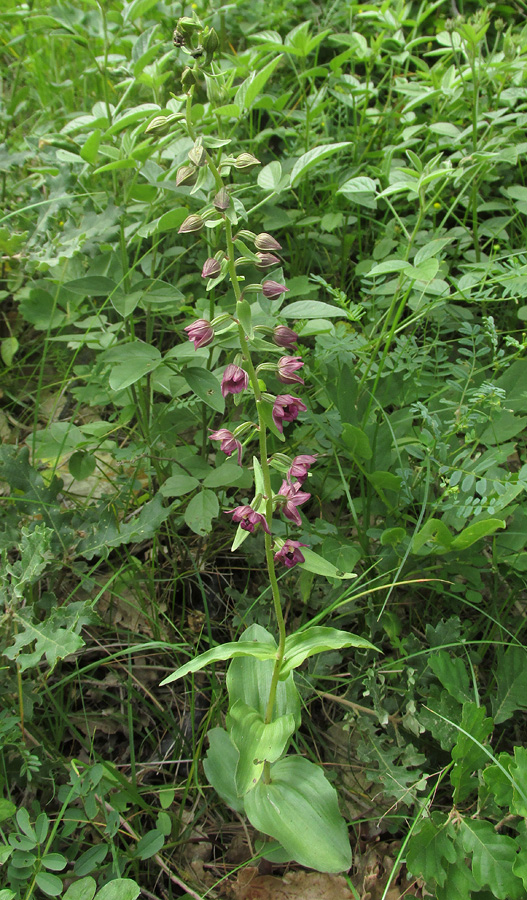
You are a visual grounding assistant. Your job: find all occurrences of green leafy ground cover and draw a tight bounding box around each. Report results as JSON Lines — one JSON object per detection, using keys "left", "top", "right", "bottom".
{"left": 2, "top": 0, "right": 527, "bottom": 897}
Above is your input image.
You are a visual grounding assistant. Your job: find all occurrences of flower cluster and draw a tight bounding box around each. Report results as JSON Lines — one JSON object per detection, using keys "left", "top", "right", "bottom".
{"left": 180, "top": 225, "right": 315, "bottom": 567}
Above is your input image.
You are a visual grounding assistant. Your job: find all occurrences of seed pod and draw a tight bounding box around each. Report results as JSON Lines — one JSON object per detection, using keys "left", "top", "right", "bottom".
{"left": 203, "top": 27, "right": 219, "bottom": 56}
{"left": 254, "top": 233, "right": 282, "bottom": 252}
{"left": 178, "top": 214, "right": 205, "bottom": 234}
{"left": 188, "top": 144, "right": 207, "bottom": 167}
{"left": 181, "top": 66, "right": 198, "bottom": 90}
{"left": 176, "top": 164, "right": 198, "bottom": 187}
{"left": 233, "top": 152, "right": 261, "bottom": 171}
{"left": 213, "top": 187, "right": 230, "bottom": 211}
{"left": 176, "top": 17, "right": 202, "bottom": 40}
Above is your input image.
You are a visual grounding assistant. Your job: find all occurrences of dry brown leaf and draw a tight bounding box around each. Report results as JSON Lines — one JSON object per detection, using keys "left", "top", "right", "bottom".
{"left": 230, "top": 867, "right": 353, "bottom": 900}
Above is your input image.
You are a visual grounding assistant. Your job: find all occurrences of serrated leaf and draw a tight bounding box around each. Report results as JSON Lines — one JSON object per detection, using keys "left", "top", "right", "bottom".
{"left": 492, "top": 645, "right": 527, "bottom": 724}
{"left": 244, "top": 756, "right": 351, "bottom": 872}
{"left": 290, "top": 143, "right": 351, "bottom": 187}
{"left": 428, "top": 651, "right": 471, "bottom": 704}
{"left": 5, "top": 612, "right": 84, "bottom": 673}
{"left": 450, "top": 702, "right": 494, "bottom": 803}
{"left": 510, "top": 746, "right": 527, "bottom": 816}
{"left": 78, "top": 494, "right": 170, "bottom": 560}
{"left": 406, "top": 814, "right": 456, "bottom": 886}
{"left": 460, "top": 819, "right": 524, "bottom": 899}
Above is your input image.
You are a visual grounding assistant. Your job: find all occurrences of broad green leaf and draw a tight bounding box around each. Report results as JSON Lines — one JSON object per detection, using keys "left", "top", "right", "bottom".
{"left": 184, "top": 489, "right": 219, "bottom": 536}
{"left": 62, "top": 877, "right": 97, "bottom": 900}
{"left": 203, "top": 461, "right": 245, "bottom": 488}
{"left": 230, "top": 701, "right": 295, "bottom": 795}
{"left": 483, "top": 752, "right": 514, "bottom": 808}
{"left": 290, "top": 142, "right": 351, "bottom": 187}
{"left": 64, "top": 276, "right": 116, "bottom": 296}
{"left": 244, "top": 756, "right": 351, "bottom": 872}
{"left": 0, "top": 800, "right": 16, "bottom": 824}
{"left": 237, "top": 57, "right": 282, "bottom": 111}
{"left": 281, "top": 626, "right": 377, "bottom": 677}
{"left": 108, "top": 342, "right": 162, "bottom": 391}
{"left": 183, "top": 366, "right": 225, "bottom": 414}
{"left": 450, "top": 518, "right": 505, "bottom": 550}
{"left": 93, "top": 159, "right": 137, "bottom": 175}
{"left": 104, "top": 104, "right": 159, "bottom": 137}
{"left": 341, "top": 423, "right": 372, "bottom": 460}
{"left": 367, "top": 471, "right": 401, "bottom": 492}
{"left": 257, "top": 160, "right": 285, "bottom": 193}
{"left": 73, "top": 845, "right": 107, "bottom": 876}
{"left": 123, "top": 0, "right": 159, "bottom": 21}
{"left": 435, "top": 851, "right": 478, "bottom": 900}
{"left": 298, "top": 547, "right": 357, "bottom": 580}
{"left": 406, "top": 813, "right": 456, "bottom": 887}
{"left": 154, "top": 208, "right": 188, "bottom": 234}
{"left": 94, "top": 880, "right": 141, "bottom": 900}
{"left": 80, "top": 129, "right": 101, "bottom": 164}
{"left": 492, "top": 645, "right": 527, "bottom": 724}
{"left": 460, "top": 819, "right": 524, "bottom": 899}
{"left": 337, "top": 175, "right": 377, "bottom": 195}
{"left": 35, "top": 873, "right": 62, "bottom": 897}
{"left": 281, "top": 300, "right": 343, "bottom": 318}
{"left": 134, "top": 829, "right": 164, "bottom": 860}
{"left": 159, "top": 473, "right": 200, "bottom": 497}
{"left": 69, "top": 451, "right": 96, "bottom": 481}
{"left": 160, "top": 641, "right": 277, "bottom": 685}
{"left": 16, "top": 808, "right": 36, "bottom": 840}
{"left": 42, "top": 853, "right": 67, "bottom": 871}
{"left": 412, "top": 518, "right": 453, "bottom": 554}
{"left": 79, "top": 494, "right": 171, "bottom": 560}
{"left": 367, "top": 259, "right": 411, "bottom": 277}
{"left": 227, "top": 625, "right": 301, "bottom": 728}
{"left": 428, "top": 652, "right": 471, "bottom": 704}
{"left": 203, "top": 727, "right": 244, "bottom": 813}
{"left": 1, "top": 336, "right": 18, "bottom": 366}
{"left": 450, "top": 702, "right": 493, "bottom": 804}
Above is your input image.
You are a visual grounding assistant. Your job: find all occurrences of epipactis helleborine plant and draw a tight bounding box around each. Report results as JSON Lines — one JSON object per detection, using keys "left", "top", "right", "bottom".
{"left": 159, "top": 12, "right": 376, "bottom": 877}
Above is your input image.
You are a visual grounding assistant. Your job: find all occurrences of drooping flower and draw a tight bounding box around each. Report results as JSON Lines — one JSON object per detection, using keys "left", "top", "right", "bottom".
{"left": 262, "top": 280, "right": 289, "bottom": 300}
{"left": 201, "top": 257, "right": 222, "bottom": 279}
{"left": 184, "top": 319, "right": 214, "bottom": 350}
{"left": 226, "top": 505, "right": 271, "bottom": 534}
{"left": 274, "top": 539, "right": 307, "bottom": 568}
{"left": 288, "top": 454, "right": 317, "bottom": 483}
{"left": 255, "top": 252, "right": 281, "bottom": 270}
{"left": 277, "top": 356, "right": 304, "bottom": 385}
{"left": 277, "top": 480, "right": 311, "bottom": 526}
{"left": 210, "top": 428, "right": 243, "bottom": 465}
{"left": 221, "top": 364, "right": 249, "bottom": 398}
{"left": 213, "top": 187, "right": 230, "bottom": 210}
{"left": 272, "top": 394, "right": 307, "bottom": 433}
{"left": 254, "top": 233, "right": 282, "bottom": 252}
{"left": 273, "top": 325, "right": 299, "bottom": 349}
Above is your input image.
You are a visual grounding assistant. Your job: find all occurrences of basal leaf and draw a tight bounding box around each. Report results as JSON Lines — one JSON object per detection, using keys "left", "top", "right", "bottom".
{"left": 244, "top": 756, "right": 351, "bottom": 873}
{"left": 160, "top": 641, "right": 277, "bottom": 685}
{"left": 203, "top": 727, "right": 244, "bottom": 813}
{"left": 280, "top": 626, "right": 377, "bottom": 677}
{"left": 230, "top": 701, "right": 295, "bottom": 795}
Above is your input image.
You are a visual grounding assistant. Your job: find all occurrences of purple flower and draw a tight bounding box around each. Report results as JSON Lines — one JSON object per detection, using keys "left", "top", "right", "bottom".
{"left": 226, "top": 505, "right": 271, "bottom": 534}
{"left": 288, "top": 454, "right": 317, "bottom": 483}
{"left": 273, "top": 325, "right": 299, "bottom": 349}
{"left": 277, "top": 356, "right": 304, "bottom": 385}
{"left": 272, "top": 394, "right": 307, "bottom": 433}
{"left": 210, "top": 428, "right": 243, "bottom": 465}
{"left": 274, "top": 539, "right": 307, "bottom": 568}
{"left": 277, "top": 480, "right": 311, "bottom": 526}
{"left": 262, "top": 280, "right": 289, "bottom": 300}
{"left": 221, "top": 364, "right": 249, "bottom": 398}
{"left": 202, "top": 257, "right": 222, "bottom": 279}
{"left": 254, "top": 233, "right": 282, "bottom": 252}
{"left": 255, "top": 252, "right": 281, "bottom": 270}
{"left": 184, "top": 318, "right": 214, "bottom": 350}
{"left": 213, "top": 187, "right": 230, "bottom": 210}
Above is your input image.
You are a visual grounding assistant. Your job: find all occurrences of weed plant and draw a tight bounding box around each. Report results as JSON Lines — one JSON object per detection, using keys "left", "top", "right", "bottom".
{"left": 2, "top": 1, "right": 527, "bottom": 898}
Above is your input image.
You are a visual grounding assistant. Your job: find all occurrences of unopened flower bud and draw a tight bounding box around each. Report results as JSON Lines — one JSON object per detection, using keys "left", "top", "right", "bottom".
{"left": 189, "top": 144, "right": 207, "bottom": 167}
{"left": 255, "top": 252, "right": 280, "bottom": 269}
{"left": 176, "top": 17, "right": 202, "bottom": 40}
{"left": 184, "top": 319, "right": 214, "bottom": 349}
{"left": 145, "top": 116, "right": 172, "bottom": 137}
{"left": 176, "top": 164, "right": 198, "bottom": 187}
{"left": 203, "top": 27, "right": 219, "bottom": 56}
{"left": 233, "top": 152, "right": 261, "bottom": 171}
{"left": 213, "top": 187, "right": 230, "bottom": 211}
{"left": 173, "top": 27, "right": 186, "bottom": 47}
{"left": 202, "top": 257, "right": 222, "bottom": 279}
{"left": 254, "top": 233, "right": 282, "bottom": 252}
{"left": 178, "top": 214, "right": 204, "bottom": 234}
{"left": 181, "top": 66, "right": 198, "bottom": 90}
{"left": 262, "top": 280, "right": 289, "bottom": 300}
{"left": 273, "top": 325, "right": 298, "bottom": 348}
